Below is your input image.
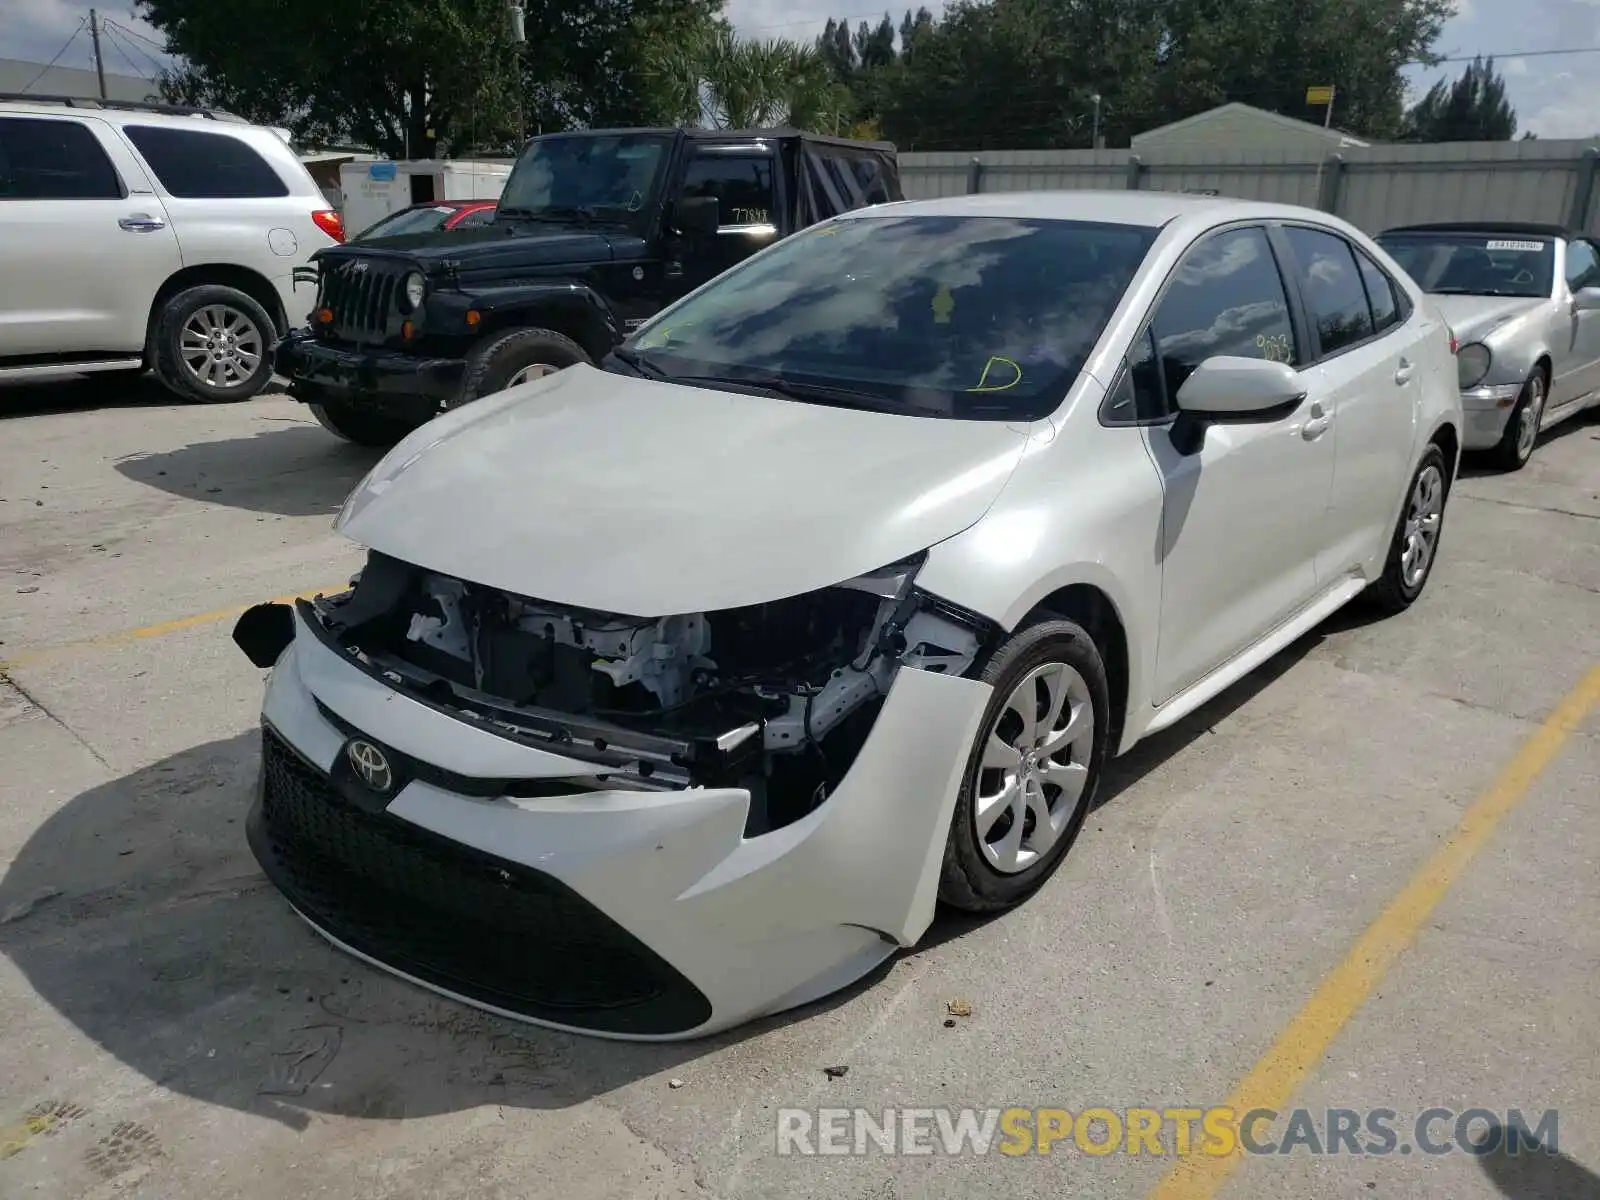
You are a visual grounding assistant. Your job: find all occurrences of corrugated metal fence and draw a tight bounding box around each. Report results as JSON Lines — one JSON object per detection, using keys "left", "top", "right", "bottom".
{"left": 897, "top": 140, "right": 1600, "bottom": 233}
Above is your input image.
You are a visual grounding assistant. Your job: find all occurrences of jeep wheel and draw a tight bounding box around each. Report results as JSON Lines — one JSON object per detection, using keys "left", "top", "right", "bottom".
{"left": 308, "top": 398, "right": 419, "bottom": 447}
{"left": 153, "top": 285, "right": 276, "bottom": 403}
{"left": 456, "top": 327, "right": 589, "bottom": 408}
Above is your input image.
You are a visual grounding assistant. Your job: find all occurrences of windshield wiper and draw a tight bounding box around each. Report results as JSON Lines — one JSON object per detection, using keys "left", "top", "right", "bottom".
{"left": 669, "top": 372, "right": 915, "bottom": 414}
{"left": 606, "top": 346, "right": 668, "bottom": 380}
{"left": 497, "top": 205, "right": 605, "bottom": 225}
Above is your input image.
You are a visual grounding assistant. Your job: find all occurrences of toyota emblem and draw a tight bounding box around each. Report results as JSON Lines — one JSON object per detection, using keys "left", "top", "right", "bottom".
{"left": 346, "top": 739, "right": 394, "bottom": 793}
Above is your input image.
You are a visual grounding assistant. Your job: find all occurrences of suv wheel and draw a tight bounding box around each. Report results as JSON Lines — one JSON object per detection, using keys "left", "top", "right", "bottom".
{"left": 307, "top": 397, "right": 418, "bottom": 448}
{"left": 153, "top": 285, "right": 276, "bottom": 403}
{"left": 454, "top": 327, "right": 589, "bottom": 408}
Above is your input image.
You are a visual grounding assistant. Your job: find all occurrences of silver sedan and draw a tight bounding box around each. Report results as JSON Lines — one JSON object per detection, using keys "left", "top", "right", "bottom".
{"left": 1376, "top": 222, "right": 1600, "bottom": 470}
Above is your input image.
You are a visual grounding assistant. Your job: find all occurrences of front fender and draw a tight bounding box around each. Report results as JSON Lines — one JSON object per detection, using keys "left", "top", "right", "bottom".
{"left": 431, "top": 284, "right": 623, "bottom": 357}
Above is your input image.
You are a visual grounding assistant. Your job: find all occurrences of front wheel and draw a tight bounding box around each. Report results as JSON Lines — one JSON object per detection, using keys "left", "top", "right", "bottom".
{"left": 938, "top": 618, "right": 1109, "bottom": 913}
{"left": 1365, "top": 443, "right": 1450, "bottom": 615}
{"left": 308, "top": 399, "right": 418, "bottom": 447}
{"left": 1487, "top": 368, "right": 1546, "bottom": 471}
{"left": 452, "top": 327, "right": 590, "bottom": 410}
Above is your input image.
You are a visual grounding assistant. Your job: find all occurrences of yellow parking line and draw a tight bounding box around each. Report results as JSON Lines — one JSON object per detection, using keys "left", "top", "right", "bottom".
{"left": 1149, "top": 663, "right": 1600, "bottom": 1200}
{"left": 0, "top": 584, "right": 345, "bottom": 672}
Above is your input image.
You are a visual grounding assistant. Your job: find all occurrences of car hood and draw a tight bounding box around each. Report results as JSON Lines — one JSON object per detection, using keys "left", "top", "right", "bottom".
{"left": 318, "top": 226, "right": 617, "bottom": 271}
{"left": 1430, "top": 294, "right": 1545, "bottom": 343}
{"left": 335, "top": 364, "right": 1034, "bottom": 615}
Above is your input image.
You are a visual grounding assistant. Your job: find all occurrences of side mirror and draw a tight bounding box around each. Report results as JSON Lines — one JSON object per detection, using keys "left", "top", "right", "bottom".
{"left": 1174, "top": 355, "right": 1306, "bottom": 420}
{"left": 673, "top": 195, "right": 720, "bottom": 237}
{"left": 1573, "top": 285, "right": 1600, "bottom": 312}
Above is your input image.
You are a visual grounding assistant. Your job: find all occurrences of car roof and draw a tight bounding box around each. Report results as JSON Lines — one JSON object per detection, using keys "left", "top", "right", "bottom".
{"left": 840, "top": 189, "right": 1351, "bottom": 231}
{"left": 1379, "top": 221, "right": 1574, "bottom": 241}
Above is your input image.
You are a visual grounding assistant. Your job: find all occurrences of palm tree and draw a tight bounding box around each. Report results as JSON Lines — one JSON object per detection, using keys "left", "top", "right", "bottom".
{"left": 646, "top": 26, "right": 850, "bottom": 133}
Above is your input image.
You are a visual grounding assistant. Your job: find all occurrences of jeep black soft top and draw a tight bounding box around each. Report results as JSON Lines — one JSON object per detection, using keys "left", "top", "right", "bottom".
{"left": 276, "top": 126, "right": 902, "bottom": 446}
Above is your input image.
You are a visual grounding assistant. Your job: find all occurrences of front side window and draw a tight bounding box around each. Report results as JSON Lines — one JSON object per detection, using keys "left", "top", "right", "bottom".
{"left": 123, "top": 126, "right": 289, "bottom": 199}
{"left": 625, "top": 213, "right": 1158, "bottom": 421}
{"left": 0, "top": 117, "right": 122, "bottom": 200}
{"left": 497, "top": 132, "right": 671, "bottom": 226}
{"left": 1564, "top": 240, "right": 1599, "bottom": 290}
{"left": 1284, "top": 226, "right": 1374, "bottom": 356}
{"left": 1376, "top": 231, "right": 1555, "bottom": 299}
{"left": 679, "top": 151, "right": 776, "bottom": 228}
{"left": 1130, "top": 226, "right": 1296, "bottom": 418}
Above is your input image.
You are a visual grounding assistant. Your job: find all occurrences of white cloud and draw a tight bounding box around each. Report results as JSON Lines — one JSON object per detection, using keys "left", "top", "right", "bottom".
{"left": 1524, "top": 93, "right": 1599, "bottom": 139}
{"left": 1502, "top": 56, "right": 1529, "bottom": 76}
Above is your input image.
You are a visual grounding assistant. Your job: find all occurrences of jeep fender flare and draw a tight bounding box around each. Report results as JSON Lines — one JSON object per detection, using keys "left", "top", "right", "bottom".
{"left": 451, "top": 284, "right": 624, "bottom": 362}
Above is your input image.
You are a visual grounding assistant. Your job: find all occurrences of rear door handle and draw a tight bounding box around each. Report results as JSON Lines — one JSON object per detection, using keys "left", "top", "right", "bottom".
{"left": 119, "top": 214, "right": 166, "bottom": 232}
{"left": 1301, "top": 400, "right": 1332, "bottom": 439}
{"left": 1394, "top": 358, "right": 1414, "bottom": 385}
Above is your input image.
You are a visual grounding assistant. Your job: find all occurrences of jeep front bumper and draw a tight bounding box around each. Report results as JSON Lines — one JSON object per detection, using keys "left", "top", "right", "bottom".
{"left": 275, "top": 330, "right": 466, "bottom": 423}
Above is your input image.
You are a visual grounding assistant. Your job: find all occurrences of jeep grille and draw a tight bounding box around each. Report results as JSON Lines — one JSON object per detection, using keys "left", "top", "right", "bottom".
{"left": 318, "top": 258, "right": 405, "bottom": 342}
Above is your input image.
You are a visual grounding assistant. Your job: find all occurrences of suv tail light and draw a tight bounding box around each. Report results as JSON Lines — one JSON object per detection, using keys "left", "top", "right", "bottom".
{"left": 312, "top": 210, "right": 345, "bottom": 243}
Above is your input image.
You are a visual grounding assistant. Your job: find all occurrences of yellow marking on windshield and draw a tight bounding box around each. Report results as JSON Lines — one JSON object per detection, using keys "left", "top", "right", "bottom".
{"left": 932, "top": 284, "right": 955, "bottom": 324}
{"left": 968, "top": 356, "right": 1022, "bottom": 392}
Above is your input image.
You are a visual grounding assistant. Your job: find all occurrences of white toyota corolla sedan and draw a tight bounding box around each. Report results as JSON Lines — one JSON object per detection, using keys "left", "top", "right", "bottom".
{"left": 233, "top": 192, "right": 1462, "bottom": 1040}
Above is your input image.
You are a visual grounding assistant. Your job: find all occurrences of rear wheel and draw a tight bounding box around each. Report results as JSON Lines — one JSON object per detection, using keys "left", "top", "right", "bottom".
{"left": 1487, "top": 367, "right": 1546, "bottom": 471}
{"left": 452, "top": 327, "right": 589, "bottom": 409}
{"left": 153, "top": 285, "right": 276, "bottom": 403}
{"left": 308, "top": 398, "right": 418, "bottom": 447}
{"left": 938, "top": 618, "right": 1109, "bottom": 913}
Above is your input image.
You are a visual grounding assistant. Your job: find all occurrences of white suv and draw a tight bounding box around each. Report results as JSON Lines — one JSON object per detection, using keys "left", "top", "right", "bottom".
{"left": 0, "top": 96, "right": 343, "bottom": 401}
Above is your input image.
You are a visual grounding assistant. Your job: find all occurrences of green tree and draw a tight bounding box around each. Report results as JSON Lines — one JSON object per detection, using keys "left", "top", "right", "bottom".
{"left": 645, "top": 26, "right": 849, "bottom": 132}
{"left": 1401, "top": 56, "right": 1518, "bottom": 141}
{"left": 138, "top": 0, "right": 725, "bottom": 157}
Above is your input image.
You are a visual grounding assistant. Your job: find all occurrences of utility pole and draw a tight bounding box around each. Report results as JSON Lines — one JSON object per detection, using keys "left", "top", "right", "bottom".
{"left": 88, "top": 9, "right": 108, "bottom": 101}
{"left": 1091, "top": 93, "right": 1103, "bottom": 150}
{"left": 507, "top": 1, "right": 526, "bottom": 150}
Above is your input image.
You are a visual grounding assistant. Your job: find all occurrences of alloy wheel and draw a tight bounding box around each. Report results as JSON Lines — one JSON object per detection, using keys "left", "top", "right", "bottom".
{"left": 180, "top": 304, "right": 264, "bottom": 390}
{"left": 1516, "top": 374, "right": 1545, "bottom": 461}
{"left": 1399, "top": 463, "right": 1445, "bottom": 590}
{"left": 507, "top": 363, "right": 560, "bottom": 387}
{"left": 975, "top": 661, "right": 1095, "bottom": 874}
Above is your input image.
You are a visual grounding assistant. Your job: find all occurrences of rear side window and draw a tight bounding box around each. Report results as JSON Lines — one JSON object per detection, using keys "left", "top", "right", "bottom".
{"left": 0, "top": 117, "right": 123, "bottom": 200}
{"left": 1136, "top": 226, "right": 1297, "bottom": 417}
{"left": 1284, "top": 227, "right": 1374, "bottom": 356}
{"left": 1354, "top": 248, "right": 1401, "bottom": 334}
{"left": 123, "top": 125, "right": 290, "bottom": 199}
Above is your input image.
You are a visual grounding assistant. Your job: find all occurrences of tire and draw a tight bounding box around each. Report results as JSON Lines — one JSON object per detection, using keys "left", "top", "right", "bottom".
{"left": 1365, "top": 443, "right": 1450, "bottom": 615}
{"left": 153, "top": 285, "right": 276, "bottom": 404}
{"left": 452, "top": 327, "right": 590, "bottom": 410}
{"left": 1486, "top": 367, "right": 1547, "bottom": 471}
{"left": 938, "top": 618, "right": 1110, "bottom": 913}
{"left": 308, "top": 399, "right": 418, "bottom": 448}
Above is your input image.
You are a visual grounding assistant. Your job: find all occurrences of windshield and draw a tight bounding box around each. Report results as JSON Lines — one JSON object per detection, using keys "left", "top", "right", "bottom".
{"left": 354, "top": 205, "right": 458, "bottom": 241}
{"left": 1377, "top": 232, "right": 1555, "bottom": 299}
{"left": 620, "top": 214, "right": 1158, "bottom": 421}
{"left": 497, "top": 132, "right": 672, "bottom": 224}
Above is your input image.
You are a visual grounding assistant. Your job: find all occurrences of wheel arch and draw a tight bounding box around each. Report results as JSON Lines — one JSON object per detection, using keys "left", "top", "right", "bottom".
{"left": 469, "top": 287, "right": 622, "bottom": 364}
{"left": 144, "top": 264, "right": 290, "bottom": 359}
{"left": 1023, "top": 584, "right": 1131, "bottom": 759}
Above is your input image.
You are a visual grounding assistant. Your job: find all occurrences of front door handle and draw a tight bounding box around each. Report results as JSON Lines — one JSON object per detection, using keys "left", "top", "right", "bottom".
{"left": 1301, "top": 401, "right": 1332, "bottom": 440}
{"left": 1394, "top": 358, "right": 1414, "bottom": 385}
{"left": 119, "top": 214, "right": 166, "bottom": 232}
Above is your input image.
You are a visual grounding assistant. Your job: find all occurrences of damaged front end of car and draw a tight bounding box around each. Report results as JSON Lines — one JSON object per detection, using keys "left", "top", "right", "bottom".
{"left": 239, "top": 549, "right": 994, "bottom": 836}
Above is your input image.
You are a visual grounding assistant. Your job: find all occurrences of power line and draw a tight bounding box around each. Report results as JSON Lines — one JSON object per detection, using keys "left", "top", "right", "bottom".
{"left": 99, "top": 16, "right": 170, "bottom": 55}
{"left": 16, "top": 17, "right": 88, "bottom": 93}
{"left": 100, "top": 21, "right": 161, "bottom": 81}
{"left": 101, "top": 18, "right": 172, "bottom": 79}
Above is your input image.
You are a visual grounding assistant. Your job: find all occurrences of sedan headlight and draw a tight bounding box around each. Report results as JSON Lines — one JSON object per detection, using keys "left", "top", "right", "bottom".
{"left": 1457, "top": 342, "right": 1491, "bottom": 389}
{"left": 403, "top": 271, "right": 426, "bottom": 310}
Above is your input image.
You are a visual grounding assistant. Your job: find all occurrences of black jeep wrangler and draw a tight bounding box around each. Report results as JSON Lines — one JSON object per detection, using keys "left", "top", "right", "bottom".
{"left": 276, "top": 126, "right": 902, "bottom": 445}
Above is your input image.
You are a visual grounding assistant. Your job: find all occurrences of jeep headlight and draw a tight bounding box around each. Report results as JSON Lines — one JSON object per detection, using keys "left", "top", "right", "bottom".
{"left": 1457, "top": 342, "right": 1491, "bottom": 389}
{"left": 403, "top": 271, "right": 426, "bottom": 310}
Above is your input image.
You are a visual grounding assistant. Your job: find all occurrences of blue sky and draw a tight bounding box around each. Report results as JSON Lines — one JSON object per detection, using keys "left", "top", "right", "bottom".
{"left": 6, "top": 0, "right": 1597, "bottom": 138}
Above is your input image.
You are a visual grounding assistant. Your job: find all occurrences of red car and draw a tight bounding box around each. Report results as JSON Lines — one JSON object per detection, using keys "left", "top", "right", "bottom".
{"left": 351, "top": 199, "right": 498, "bottom": 241}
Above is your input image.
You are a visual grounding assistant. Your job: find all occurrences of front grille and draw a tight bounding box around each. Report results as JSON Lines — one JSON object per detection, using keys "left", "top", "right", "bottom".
{"left": 248, "top": 725, "right": 713, "bottom": 1035}
{"left": 317, "top": 258, "right": 405, "bottom": 342}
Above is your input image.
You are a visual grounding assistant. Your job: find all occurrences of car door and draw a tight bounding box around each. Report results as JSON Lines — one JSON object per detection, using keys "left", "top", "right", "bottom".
{"left": 668, "top": 144, "right": 781, "bottom": 300}
{"left": 1133, "top": 224, "right": 1336, "bottom": 706}
{"left": 1275, "top": 224, "right": 1418, "bottom": 582}
{"left": 1554, "top": 238, "right": 1600, "bottom": 408}
{"left": 0, "top": 114, "right": 179, "bottom": 358}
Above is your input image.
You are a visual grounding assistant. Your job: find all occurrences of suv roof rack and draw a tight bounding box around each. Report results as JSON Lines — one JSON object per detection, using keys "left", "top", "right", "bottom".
{"left": 0, "top": 93, "right": 247, "bottom": 122}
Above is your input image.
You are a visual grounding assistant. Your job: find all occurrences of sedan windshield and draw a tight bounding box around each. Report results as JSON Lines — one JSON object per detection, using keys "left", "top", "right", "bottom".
{"left": 622, "top": 214, "right": 1159, "bottom": 421}
{"left": 1377, "top": 232, "right": 1555, "bottom": 299}
{"left": 497, "top": 132, "right": 672, "bottom": 225}
{"left": 354, "top": 205, "right": 459, "bottom": 241}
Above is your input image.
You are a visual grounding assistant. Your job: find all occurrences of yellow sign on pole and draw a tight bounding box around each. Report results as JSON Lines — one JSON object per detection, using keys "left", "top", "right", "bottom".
{"left": 1306, "top": 85, "right": 1334, "bottom": 105}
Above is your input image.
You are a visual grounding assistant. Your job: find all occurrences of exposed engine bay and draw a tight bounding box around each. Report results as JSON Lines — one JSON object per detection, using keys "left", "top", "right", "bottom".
{"left": 305, "top": 551, "right": 987, "bottom": 834}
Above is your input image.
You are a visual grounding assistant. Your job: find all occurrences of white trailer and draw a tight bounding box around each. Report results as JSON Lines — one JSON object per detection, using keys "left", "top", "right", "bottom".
{"left": 340, "top": 159, "right": 513, "bottom": 239}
